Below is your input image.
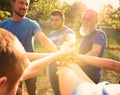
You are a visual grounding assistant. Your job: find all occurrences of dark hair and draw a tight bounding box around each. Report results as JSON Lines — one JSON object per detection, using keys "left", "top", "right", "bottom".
{"left": 0, "top": 28, "right": 27, "bottom": 89}
{"left": 10, "top": 0, "right": 15, "bottom": 2}
{"left": 51, "top": 10, "right": 65, "bottom": 20}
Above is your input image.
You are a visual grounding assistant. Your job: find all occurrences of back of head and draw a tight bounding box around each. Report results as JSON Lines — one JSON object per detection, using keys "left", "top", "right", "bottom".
{"left": 51, "top": 9, "right": 65, "bottom": 20}
{"left": 0, "top": 28, "right": 27, "bottom": 89}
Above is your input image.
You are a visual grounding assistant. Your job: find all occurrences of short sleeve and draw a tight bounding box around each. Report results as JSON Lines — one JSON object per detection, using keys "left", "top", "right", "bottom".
{"left": 31, "top": 20, "right": 42, "bottom": 34}
{"left": 93, "top": 30, "right": 106, "bottom": 46}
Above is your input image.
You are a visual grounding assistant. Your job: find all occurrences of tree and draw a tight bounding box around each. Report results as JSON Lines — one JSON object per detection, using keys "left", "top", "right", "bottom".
{"left": 27, "top": 0, "right": 68, "bottom": 21}
{"left": 64, "top": 1, "right": 86, "bottom": 27}
{"left": 0, "top": 10, "right": 11, "bottom": 21}
{"left": 0, "top": 0, "right": 12, "bottom": 12}
{"left": 0, "top": 0, "right": 11, "bottom": 21}
{"left": 99, "top": 4, "right": 120, "bottom": 31}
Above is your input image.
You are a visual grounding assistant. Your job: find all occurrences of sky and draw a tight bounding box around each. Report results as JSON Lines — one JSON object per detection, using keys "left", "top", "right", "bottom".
{"left": 60, "top": 0, "right": 119, "bottom": 12}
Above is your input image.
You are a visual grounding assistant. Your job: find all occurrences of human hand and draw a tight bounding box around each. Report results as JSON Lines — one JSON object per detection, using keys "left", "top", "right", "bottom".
{"left": 59, "top": 41, "right": 76, "bottom": 55}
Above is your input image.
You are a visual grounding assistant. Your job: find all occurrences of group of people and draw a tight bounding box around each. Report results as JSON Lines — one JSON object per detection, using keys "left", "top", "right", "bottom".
{"left": 0, "top": 0, "right": 120, "bottom": 95}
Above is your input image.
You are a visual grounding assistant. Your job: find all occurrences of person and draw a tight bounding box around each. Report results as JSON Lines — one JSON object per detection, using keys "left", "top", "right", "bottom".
{"left": 0, "top": 0, "right": 57, "bottom": 95}
{"left": 0, "top": 28, "right": 29, "bottom": 95}
{"left": 48, "top": 9, "right": 76, "bottom": 95}
{"left": 78, "top": 9, "right": 106, "bottom": 83}
{"left": 0, "top": 28, "right": 74, "bottom": 95}
{"left": 58, "top": 53, "right": 120, "bottom": 95}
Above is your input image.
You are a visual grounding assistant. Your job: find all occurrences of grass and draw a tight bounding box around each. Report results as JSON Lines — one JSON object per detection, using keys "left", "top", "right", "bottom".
{"left": 100, "top": 29, "right": 120, "bottom": 83}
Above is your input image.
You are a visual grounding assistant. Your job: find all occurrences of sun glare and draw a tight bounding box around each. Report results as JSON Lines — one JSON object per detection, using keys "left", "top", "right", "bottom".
{"left": 60, "top": 0, "right": 80, "bottom": 5}
{"left": 82, "top": 0, "right": 119, "bottom": 12}
{"left": 60, "top": 0, "right": 119, "bottom": 12}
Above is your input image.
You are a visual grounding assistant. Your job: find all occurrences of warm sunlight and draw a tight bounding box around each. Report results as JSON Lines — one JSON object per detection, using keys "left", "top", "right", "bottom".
{"left": 60, "top": 0, "right": 119, "bottom": 12}
{"left": 60, "top": 0, "right": 80, "bottom": 5}
{"left": 82, "top": 0, "right": 119, "bottom": 12}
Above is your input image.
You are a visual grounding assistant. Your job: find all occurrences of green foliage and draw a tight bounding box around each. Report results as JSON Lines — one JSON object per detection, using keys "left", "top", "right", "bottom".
{"left": 99, "top": 4, "right": 120, "bottom": 30}
{"left": 64, "top": 1, "right": 86, "bottom": 28}
{"left": 27, "top": 0, "right": 68, "bottom": 21}
{"left": 0, "top": 10, "right": 11, "bottom": 21}
{"left": 100, "top": 29, "right": 120, "bottom": 83}
{"left": 0, "top": 0, "right": 12, "bottom": 12}
{"left": 0, "top": 0, "right": 11, "bottom": 21}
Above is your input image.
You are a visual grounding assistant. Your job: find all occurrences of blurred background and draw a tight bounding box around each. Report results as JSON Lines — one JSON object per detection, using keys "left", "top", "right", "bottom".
{"left": 0, "top": 0, "right": 120, "bottom": 94}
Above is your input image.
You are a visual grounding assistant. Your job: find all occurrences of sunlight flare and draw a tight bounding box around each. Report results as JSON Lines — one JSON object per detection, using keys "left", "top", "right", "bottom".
{"left": 60, "top": 0, "right": 119, "bottom": 12}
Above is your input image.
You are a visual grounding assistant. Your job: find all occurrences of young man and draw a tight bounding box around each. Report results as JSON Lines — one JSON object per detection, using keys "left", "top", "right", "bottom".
{"left": 79, "top": 9, "right": 106, "bottom": 83}
{"left": 58, "top": 54, "right": 120, "bottom": 95}
{"left": 48, "top": 10, "right": 76, "bottom": 95}
{"left": 0, "top": 0, "right": 57, "bottom": 95}
{"left": 0, "top": 28, "right": 73, "bottom": 95}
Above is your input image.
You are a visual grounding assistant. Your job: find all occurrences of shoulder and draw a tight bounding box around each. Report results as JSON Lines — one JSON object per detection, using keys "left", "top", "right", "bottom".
{"left": 24, "top": 18, "right": 41, "bottom": 31}
{"left": 93, "top": 29, "right": 106, "bottom": 39}
{"left": 95, "top": 29, "right": 106, "bottom": 36}
{"left": 0, "top": 18, "right": 10, "bottom": 25}
{"left": 24, "top": 17, "right": 39, "bottom": 26}
{"left": 64, "top": 26, "right": 75, "bottom": 34}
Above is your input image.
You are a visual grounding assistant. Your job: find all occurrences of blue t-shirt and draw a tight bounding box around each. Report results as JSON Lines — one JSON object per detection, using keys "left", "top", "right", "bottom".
{"left": 79, "top": 29, "right": 106, "bottom": 83}
{"left": 49, "top": 26, "right": 76, "bottom": 46}
{"left": 49, "top": 26, "right": 76, "bottom": 70}
{"left": 0, "top": 17, "right": 42, "bottom": 52}
{"left": 72, "top": 82, "right": 120, "bottom": 95}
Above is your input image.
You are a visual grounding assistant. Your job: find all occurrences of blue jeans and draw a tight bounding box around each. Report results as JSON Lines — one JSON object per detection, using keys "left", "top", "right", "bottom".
{"left": 49, "top": 62, "right": 60, "bottom": 95}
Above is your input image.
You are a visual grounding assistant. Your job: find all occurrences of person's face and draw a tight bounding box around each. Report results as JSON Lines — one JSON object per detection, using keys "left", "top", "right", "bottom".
{"left": 80, "top": 10, "right": 97, "bottom": 36}
{"left": 12, "top": 0, "right": 29, "bottom": 17}
{"left": 50, "top": 15, "right": 64, "bottom": 30}
{"left": 82, "top": 11, "right": 97, "bottom": 28}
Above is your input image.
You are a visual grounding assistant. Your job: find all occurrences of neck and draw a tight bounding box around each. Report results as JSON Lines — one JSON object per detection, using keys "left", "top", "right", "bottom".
{"left": 12, "top": 13, "right": 24, "bottom": 21}
{"left": 57, "top": 25, "right": 65, "bottom": 31}
{"left": 0, "top": 86, "right": 17, "bottom": 95}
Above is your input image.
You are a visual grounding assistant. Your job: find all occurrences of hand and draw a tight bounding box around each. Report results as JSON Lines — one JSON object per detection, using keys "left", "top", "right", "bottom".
{"left": 60, "top": 41, "right": 76, "bottom": 55}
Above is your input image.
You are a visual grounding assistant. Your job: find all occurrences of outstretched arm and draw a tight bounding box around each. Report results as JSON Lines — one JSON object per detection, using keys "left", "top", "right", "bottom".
{"left": 35, "top": 32, "right": 57, "bottom": 52}
{"left": 27, "top": 52, "right": 51, "bottom": 61}
{"left": 58, "top": 63, "right": 94, "bottom": 95}
{"left": 23, "top": 51, "right": 63, "bottom": 80}
{"left": 22, "top": 46, "right": 74, "bottom": 81}
{"left": 74, "top": 54, "right": 120, "bottom": 72}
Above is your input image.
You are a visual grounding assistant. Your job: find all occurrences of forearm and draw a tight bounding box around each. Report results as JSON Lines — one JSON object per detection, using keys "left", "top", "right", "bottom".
{"left": 36, "top": 32, "right": 57, "bottom": 52}
{"left": 75, "top": 54, "right": 107, "bottom": 67}
{"left": 23, "top": 51, "right": 63, "bottom": 80}
{"left": 86, "top": 44, "right": 102, "bottom": 56}
{"left": 27, "top": 52, "right": 51, "bottom": 61}
{"left": 40, "top": 38, "right": 57, "bottom": 52}
{"left": 59, "top": 63, "right": 94, "bottom": 95}
{"left": 86, "top": 50, "right": 100, "bottom": 56}
{"left": 75, "top": 54, "right": 120, "bottom": 72}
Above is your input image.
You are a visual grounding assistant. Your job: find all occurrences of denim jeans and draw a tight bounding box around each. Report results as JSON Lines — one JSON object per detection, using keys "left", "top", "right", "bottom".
{"left": 49, "top": 62, "right": 60, "bottom": 95}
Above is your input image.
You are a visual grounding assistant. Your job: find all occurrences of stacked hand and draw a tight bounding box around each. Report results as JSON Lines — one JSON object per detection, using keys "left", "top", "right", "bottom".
{"left": 56, "top": 42, "right": 77, "bottom": 74}
{"left": 59, "top": 41, "right": 76, "bottom": 55}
